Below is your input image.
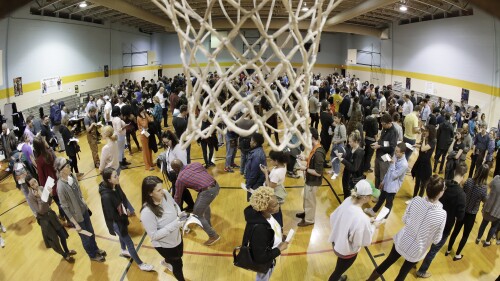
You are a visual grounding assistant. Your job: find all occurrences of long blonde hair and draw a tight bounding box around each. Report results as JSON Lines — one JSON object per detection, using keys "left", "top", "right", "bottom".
{"left": 101, "top": 125, "right": 117, "bottom": 141}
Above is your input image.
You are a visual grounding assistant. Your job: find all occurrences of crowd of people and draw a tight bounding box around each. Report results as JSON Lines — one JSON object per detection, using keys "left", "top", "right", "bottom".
{"left": 0, "top": 72, "right": 499, "bottom": 281}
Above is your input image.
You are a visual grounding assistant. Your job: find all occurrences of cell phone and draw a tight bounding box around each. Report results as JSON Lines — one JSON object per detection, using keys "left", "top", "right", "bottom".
{"left": 259, "top": 164, "right": 265, "bottom": 169}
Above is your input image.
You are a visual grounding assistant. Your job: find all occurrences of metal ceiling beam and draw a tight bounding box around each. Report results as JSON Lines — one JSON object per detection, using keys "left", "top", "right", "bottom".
{"left": 91, "top": 0, "right": 170, "bottom": 29}
{"left": 0, "top": 0, "right": 32, "bottom": 19}
{"left": 326, "top": 0, "right": 399, "bottom": 26}
{"left": 53, "top": 1, "right": 79, "bottom": 13}
{"left": 412, "top": 0, "right": 447, "bottom": 12}
{"left": 84, "top": 8, "right": 110, "bottom": 17}
{"left": 39, "top": 0, "right": 64, "bottom": 10}
{"left": 406, "top": 4, "right": 432, "bottom": 15}
{"left": 70, "top": 4, "right": 99, "bottom": 15}
{"left": 440, "top": 0, "right": 469, "bottom": 11}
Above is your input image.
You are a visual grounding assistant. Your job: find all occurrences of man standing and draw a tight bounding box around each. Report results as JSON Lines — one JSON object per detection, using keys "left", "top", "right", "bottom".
{"left": 103, "top": 96, "right": 113, "bottom": 126}
{"left": 402, "top": 94, "right": 413, "bottom": 119}
{"left": 155, "top": 86, "right": 168, "bottom": 127}
{"left": 236, "top": 109, "right": 255, "bottom": 175}
{"left": 244, "top": 133, "right": 267, "bottom": 199}
{"left": 171, "top": 159, "right": 221, "bottom": 246}
{"left": 40, "top": 115, "right": 57, "bottom": 151}
{"left": 84, "top": 106, "right": 100, "bottom": 168}
{"left": 0, "top": 124, "right": 18, "bottom": 159}
{"left": 469, "top": 124, "right": 490, "bottom": 178}
{"left": 172, "top": 105, "right": 189, "bottom": 163}
{"left": 434, "top": 113, "right": 454, "bottom": 174}
{"left": 416, "top": 163, "right": 466, "bottom": 278}
{"left": 403, "top": 105, "right": 421, "bottom": 161}
{"left": 296, "top": 128, "right": 326, "bottom": 227}
{"left": 309, "top": 90, "right": 321, "bottom": 130}
{"left": 372, "top": 114, "right": 398, "bottom": 189}
{"left": 363, "top": 108, "right": 379, "bottom": 173}
{"left": 421, "top": 98, "right": 431, "bottom": 125}
{"left": 49, "top": 99, "right": 65, "bottom": 152}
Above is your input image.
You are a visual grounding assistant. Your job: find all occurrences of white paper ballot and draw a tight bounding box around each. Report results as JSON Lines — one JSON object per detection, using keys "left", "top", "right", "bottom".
{"left": 383, "top": 141, "right": 389, "bottom": 147}
{"left": 141, "top": 129, "right": 150, "bottom": 137}
{"left": 183, "top": 215, "right": 203, "bottom": 234}
{"left": 96, "top": 121, "right": 103, "bottom": 126}
{"left": 69, "top": 137, "right": 79, "bottom": 143}
{"left": 41, "top": 176, "right": 56, "bottom": 202}
{"left": 405, "top": 143, "right": 414, "bottom": 151}
{"left": 375, "top": 207, "right": 390, "bottom": 222}
{"left": 78, "top": 230, "right": 93, "bottom": 237}
{"left": 381, "top": 154, "right": 392, "bottom": 162}
{"left": 285, "top": 229, "right": 295, "bottom": 243}
{"left": 241, "top": 183, "right": 254, "bottom": 193}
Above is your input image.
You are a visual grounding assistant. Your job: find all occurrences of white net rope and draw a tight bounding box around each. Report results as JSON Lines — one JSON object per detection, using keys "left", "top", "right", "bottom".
{"left": 154, "top": 0, "right": 337, "bottom": 151}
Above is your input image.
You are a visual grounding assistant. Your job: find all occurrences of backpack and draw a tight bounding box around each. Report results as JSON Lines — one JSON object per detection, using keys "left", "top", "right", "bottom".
{"left": 50, "top": 104, "right": 62, "bottom": 125}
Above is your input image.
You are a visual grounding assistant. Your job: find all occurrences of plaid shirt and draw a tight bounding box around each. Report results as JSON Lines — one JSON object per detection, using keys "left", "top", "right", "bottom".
{"left": 174, "top": 162, "right": 215, "bottom": 205}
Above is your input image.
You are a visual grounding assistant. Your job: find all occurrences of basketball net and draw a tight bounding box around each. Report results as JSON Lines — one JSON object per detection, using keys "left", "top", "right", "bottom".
{"left": 153, "top": 0, "right": 336, "bottom": 152}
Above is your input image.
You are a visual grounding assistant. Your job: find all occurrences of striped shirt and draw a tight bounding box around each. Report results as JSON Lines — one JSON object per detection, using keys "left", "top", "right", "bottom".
{"left": 394, "top": 196, "right": 446, "bottom": 263}
{"left": 174, "top": 162, "right": 215, "bottom": 205}
{"left": 463, "top": 179, "right": 487, "bottom": 214}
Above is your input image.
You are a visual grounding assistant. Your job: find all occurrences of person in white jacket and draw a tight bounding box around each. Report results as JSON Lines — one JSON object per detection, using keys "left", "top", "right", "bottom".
{"left": 328, "top": 180, "right": 383, "bottom": 281}
{"left": 366, "top": 175, "right": 447, "bottom": 281}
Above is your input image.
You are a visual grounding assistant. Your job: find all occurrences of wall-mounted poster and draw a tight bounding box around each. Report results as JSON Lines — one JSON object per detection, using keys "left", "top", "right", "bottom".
{"left": 405, "top": 78, "right": 411, "bottom": 90}
{"left": 425, "top": 82, "right": 434, "bottom": 95}
{"left": 461, "top": 88, "right": 469, "bottom": 102}
{"left": 75, "top": 85, "right": 79, "bottom": 94}
{"left": 41, "top": 76, "right": 62, "bottom": 95}
{"left": 13, "top": 77, "right": 23, "bottom": 96}
{"left": 104, "top": 65, "right": 109, "bottom": 77}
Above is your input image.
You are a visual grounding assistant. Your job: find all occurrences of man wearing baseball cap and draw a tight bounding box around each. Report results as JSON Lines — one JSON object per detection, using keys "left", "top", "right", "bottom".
{"left": 327, "top": 180, "right": 382, "bottom": 281}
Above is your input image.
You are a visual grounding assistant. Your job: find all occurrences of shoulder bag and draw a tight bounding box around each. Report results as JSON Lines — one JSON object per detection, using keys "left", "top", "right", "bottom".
{"left": 233, "top": 224, "right": 274, "bottom": 274}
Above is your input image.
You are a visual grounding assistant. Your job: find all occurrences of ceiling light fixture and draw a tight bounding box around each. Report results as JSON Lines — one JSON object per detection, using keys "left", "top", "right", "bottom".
{"left": 302, "top": 2, "right": 309, "bottom": 12}
{"left": 79, "top": 2, "right": 88, "bottom": 8}
{"left": 399, "top": 5, "right": 408, "bottom": 11}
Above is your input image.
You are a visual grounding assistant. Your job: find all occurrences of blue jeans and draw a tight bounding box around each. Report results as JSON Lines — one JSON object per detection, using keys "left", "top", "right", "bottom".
{"left": 112, "top": 222, "right": 143, "bottom": 265}
{"left": 417, "top": 232, "right": 450, "bottom": 274}
{"left": 256, "top": 266, "right": 274, "bottom": 281}
{"left": 78, "top": 210, "right": 99, "bottom": 258}
{"left": 225, "top": 135, "right": 237, "bottom": 167}
{"left": 403, "top": 136, "right": 416, "bottom": 161}
{"left": 330, "top": 143, "right": 345, "bottom": 175}
{"left": 240, "top": 151, "right": 249, "bottom": 174}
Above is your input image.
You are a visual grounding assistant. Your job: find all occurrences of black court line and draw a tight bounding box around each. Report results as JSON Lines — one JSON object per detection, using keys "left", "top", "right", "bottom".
{"left": 0, "top": 200, "right": 27, "bottom": 217}
{"left": 322, "top": 175, "right": 386, "bottom": 281}
{"left": 120, "top": 232, "right": 148, "bottom": 280}
{"left": 373, "top": 253, "right": 385, "bottom": 258}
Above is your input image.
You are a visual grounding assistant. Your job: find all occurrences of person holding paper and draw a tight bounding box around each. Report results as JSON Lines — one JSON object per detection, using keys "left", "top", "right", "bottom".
{"left": 434, "top": 113, "right": 454, "bottom": 174}
{"left": 329, "top": 113, "right": 346, "bottom": 180}
{"left": 366, "top": 175, "right": 447, "bottom": 281}
{"left": 137, "top": 106, "right": 155, "bottom": 171}
{"left": 411, "top": 125, "right": 437, "bottom": 199}
{"left": 83, "top": 106, "right": 100, "bottom": 168}
{"left": 328, "top": 180, "right": 383, "bottom": 281}
{"left": 296, "top": 127, "right": 326, "bottom": 227}
{"left": 140, "top": 176, "right": 186, "bottom": 280}
{"left": 365, "top": 143, "right": 408, "bottom": 219}
{"left": 55, "top": 157, "right": 107, "bottom": 262}
{"left": 242, "top": 186, "right": 289, "bottom": 281}
{"left": 99, "top": 126, "right": 125, "bottom": 174}
{"left": 25, "top": 174, "right": 76, "bottom": 263}
{"left": 336, "top": 130, "right": 365, "bottom": 200}
{"left": 99, "top": 168, "right": 153, "bottom": 271}
{"left": 260, "top": 151, "right": 288, "bottom": 227}
{"left": 111, "top": 106, "right": 131, "bottom": 168}
{"left": 372, "top": 113, "right": 398, "bottom": 190}
{"left": 60, "top": 116, "right": 83, "bottom": 179}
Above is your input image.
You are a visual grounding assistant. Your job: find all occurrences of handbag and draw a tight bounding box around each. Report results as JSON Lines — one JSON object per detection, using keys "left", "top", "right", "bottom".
{"left": 233, "top": 225, "right": 274, "bottom": 274}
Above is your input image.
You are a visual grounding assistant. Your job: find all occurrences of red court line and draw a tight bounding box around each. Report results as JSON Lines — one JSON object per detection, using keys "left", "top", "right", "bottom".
{"left": 95, "top": 234, "right": 394, "bottom": 257}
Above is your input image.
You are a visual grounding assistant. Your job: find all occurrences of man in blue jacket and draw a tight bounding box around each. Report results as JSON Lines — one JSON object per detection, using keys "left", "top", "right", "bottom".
{"left": 245, "top": 133, "right": 267, "bottom": 201}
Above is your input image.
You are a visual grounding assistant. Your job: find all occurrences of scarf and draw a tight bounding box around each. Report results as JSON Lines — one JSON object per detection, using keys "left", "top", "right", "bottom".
{"left": 306, "top": 142, "right": 321, "bottom": 169}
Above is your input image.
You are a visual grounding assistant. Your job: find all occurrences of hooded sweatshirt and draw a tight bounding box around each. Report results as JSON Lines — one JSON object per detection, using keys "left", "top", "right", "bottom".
{"left": 99, "top": 182, "right": 130, "bottom": 236}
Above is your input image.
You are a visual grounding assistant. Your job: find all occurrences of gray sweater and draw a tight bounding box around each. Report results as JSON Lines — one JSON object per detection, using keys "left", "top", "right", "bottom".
{"left": 57, "top": 175, "right": 88, "bottom": 223}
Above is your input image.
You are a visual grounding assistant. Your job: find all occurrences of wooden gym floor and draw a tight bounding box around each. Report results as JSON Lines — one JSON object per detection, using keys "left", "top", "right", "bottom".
{"left": 0, "top": 122, "right": 499, "bottom": 281}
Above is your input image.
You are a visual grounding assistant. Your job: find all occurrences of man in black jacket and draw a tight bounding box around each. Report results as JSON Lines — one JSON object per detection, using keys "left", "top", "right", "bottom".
{"left": 338, "top": 90, "right": 351, "bottom": 121}
{"left": 372, "top": 113, "right": 398, "bottom": 189}
{"left": 417, "top": 163, "right": 466, "bottom": 278}
{"left": 434, "top": 113, "right": 454, "bottom": 174}
{"left": 363, "top": 108, "right": 379, "bottom": 172}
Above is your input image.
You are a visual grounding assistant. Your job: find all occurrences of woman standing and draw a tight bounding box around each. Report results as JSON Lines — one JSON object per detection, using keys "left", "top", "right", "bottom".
{"left": 99, "top": 168, "right": 153, "bottom": 271}
{"left": 200, "top": 117, "right": 217, "bottom": 168}
{"left": 328, "top": 180, "right": 382, "bottom": 281}
{"left": 157, "top": 130, "right": 194, "bottom": 212}
{"left": 320, "top": 101, "right": 334, "bottom": 158}
{"left": 444, "top": 129, "right": 465, "bottom": 180}
{"left": 366, "top": 175, "right": 446, "bottom": 281}
{"left": 26, "top": 174, "right": 76, "bottom": 263}
{"left": 329, "top": 113, "right": 346, "bottom": 180}
{"left": 260, "top": 151, "right": 288, "bottom": 227}
{"left": 111, "top": 106, "right": 130, "bottom": 168}
{"left": 141, "top": 176, "right": 186, "bottom": 280}
{"left": 476, "top": 175, "right": 500, "bottom": 246}
{"left": 60, "top": 116, "right": 83, "bottom": 179}
{"left": 121, "top": 104, "right": 141, "bottom": 155}
{"left": 446, "top": 164, "right": 488, "bottom": 260}
{"left": 411, "top": 125, "right": 437, "bottom": 199}
{"left": 337, "top": 130, "right": 365, "bottom": 200}
{"left": 152, "top": 96, "right": 164, "bottom": 143}
{"left": 99, "top": 125, "right": 123, "bottom": 174}
{"left": 242, "top": 186, "right": 289, "bottom": 281}
{"left": 137, "top": 106, "right": 155, "bottom": 171}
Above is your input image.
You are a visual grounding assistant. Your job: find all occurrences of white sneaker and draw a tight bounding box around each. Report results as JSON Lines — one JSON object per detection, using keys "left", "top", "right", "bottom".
{"left": 364, "top": 208, "right": 376, "bottom": 217}
{"left": 120, "top": 250, "right": 131, "bottom": 258}
{"left": 0, "top": 237, "right": 5, "bottom": 248}
{"left": 0, "top": 224, "right": 6, "bottom": 233}
{"left": 405, "top": 199, "right": 412, "bottom": 205}
{"left": 161, "top": 260, "right": 173, "bottom": 272}
{"left": 139, "top": 263, "right": 154, "bottom": 271}
{"left": 331, "top": 173, "right": 338, "bottom": 180}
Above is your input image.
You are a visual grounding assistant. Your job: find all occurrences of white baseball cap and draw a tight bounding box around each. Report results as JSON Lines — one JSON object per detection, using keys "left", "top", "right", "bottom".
{"left": 355, "top": 179, "right": 380, "bottom": 198}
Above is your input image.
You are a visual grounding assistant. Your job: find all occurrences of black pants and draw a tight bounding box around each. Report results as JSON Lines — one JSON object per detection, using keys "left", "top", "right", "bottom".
{"left": 329, "top": 252, "right": 357, "bottom": 281}
{"left": 448, "top": 212, "right": 476, "bottom": 255}
{"left": 477, "top": 217, "right": 500, "bottom": 241}
{"left": 413, "top": 177, "right": 427, "bottom": 198}
{"left": 68, "top": 154, "right": 79, "bottom": 174}
{"left": 375, "top": 244, "right": 417, "bottom": 281}
{"left": 168, "top": 171, "right": 194, "bottom": 211}
{"left": 363, "top": 139, "right": 375, "bottom": 172}
{"left": 310, "top": 113, "right": 319, "bottom": 130}
{"left": 287, "top": 154, "right": 297, "bottom": 173}
{"left": 162, "top": 107, "right": 168, "bottom": 127}
{"left": 201, "top": 142, "right": 215, "bottom": 166}
{"left": 53, "top": 227, "right": 71, "bottom": 258}
{"left": 155, "top": 241, "right": 185, "bottom": 281}
{"left": 126, "top": 130, "right": 141, "bottom": 152}
{"left": 469, "top": 150, "right": 486, "bottom": 178}
{"left": 433, "top": 148, "right": 448, "bottom": 172}
{"left": 341, "top": 173, "right": 351, "bottom": 200}
{"left": 372, "top": 191, "right": 395, "bottom": 218}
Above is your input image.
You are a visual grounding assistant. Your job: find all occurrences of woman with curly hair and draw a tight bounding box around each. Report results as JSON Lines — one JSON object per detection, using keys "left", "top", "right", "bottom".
{"left": 242, "top": 186, "right": 289, "bottom": 281}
